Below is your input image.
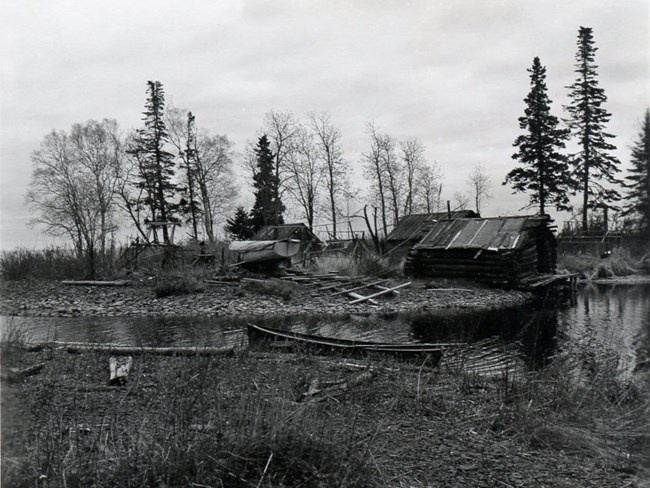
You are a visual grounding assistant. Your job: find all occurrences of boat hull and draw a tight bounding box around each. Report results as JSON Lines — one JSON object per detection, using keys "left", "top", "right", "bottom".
{"left": 247, "top": 323, "right": 443, "bottom": 365}
{"left": 229, "top": 239, "right": 301, "bottom": 263}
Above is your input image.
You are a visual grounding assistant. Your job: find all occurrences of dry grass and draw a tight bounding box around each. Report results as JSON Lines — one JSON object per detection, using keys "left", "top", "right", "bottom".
{"left": 1, "top": 328, "right": 646, "bottom": 487}
{"left": 558, "top": 248, "right": 641, "bottom": 279}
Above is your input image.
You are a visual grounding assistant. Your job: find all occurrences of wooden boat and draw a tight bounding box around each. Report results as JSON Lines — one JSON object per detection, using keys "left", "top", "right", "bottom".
{"left": 247, "top": 323, "right": 444, "bottom": 365}
{"left": 229, "top": 239, "right": 301, "bottom": 263}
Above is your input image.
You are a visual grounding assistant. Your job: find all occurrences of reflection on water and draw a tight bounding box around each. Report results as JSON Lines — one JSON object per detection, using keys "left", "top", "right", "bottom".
{"left": 1, "top": 283, "right": 648, "bottom": 378}
{"left": 557, "top": 283, "right": 650, "bottom": 380}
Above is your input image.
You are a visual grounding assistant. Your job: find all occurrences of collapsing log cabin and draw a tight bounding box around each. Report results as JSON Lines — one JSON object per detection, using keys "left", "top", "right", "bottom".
{"left": 404, "top": 215, "right": 557, "bottom": 286}
{"left": 385, "top": 210, "right": 479, "bottom": 257}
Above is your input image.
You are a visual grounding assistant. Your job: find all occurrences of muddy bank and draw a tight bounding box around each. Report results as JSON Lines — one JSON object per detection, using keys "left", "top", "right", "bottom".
{"left": 0, "top": 278, "right": 534, "bottom": 318}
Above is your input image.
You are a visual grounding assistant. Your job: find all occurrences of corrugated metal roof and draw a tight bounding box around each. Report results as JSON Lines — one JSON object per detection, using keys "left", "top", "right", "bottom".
{"left": 415, "top": 216, "right": 547, "bottom": 251}
{"left": 386, "top": 210, "right": 478, "bottom": 241}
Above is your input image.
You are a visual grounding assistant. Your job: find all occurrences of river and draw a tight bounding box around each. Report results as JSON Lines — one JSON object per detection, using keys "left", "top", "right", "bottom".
{"left": 2, "top": 283, "right": 649, "bottom": 380}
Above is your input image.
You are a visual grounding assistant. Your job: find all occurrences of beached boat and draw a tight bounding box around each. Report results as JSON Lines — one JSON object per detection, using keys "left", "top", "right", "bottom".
{"left": 229, "top": 239, "right": 301, "bottom": 263}
{"left": 247, "top": 323, "right": 444, "bottom": 365}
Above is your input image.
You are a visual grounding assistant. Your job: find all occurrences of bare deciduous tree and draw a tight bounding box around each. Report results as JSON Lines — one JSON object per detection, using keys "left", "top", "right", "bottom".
{"left": 418, "top": 162, "right": 444, "bottom": 213}
{"left": 262, "top": 110, "right": 301, "bottom": 197}
{"left": 165, "top": 105, "right": 237, "bottom": 242}
{"left": 27, "top": 119, "right": 123, "bottom": 277}
{"left": 467, "top": 163, "right": 493, "bottom": 214}
{"left": 362, "top": 124, "right": 402, "bottom": 238}
{"left": 307, "top": 111, "right": 350, "bottom": 238}
{"left": 400, "top": 138, "right": 428, "bottom": 215}
{"left": 285, "top": 126, "right": 325, "bottom": 230}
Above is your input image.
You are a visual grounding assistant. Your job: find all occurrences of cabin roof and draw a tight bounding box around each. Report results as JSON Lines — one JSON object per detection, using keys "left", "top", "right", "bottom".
{"left": 253, "top": 223, "right": 323, "bottom": 243}
{"left": 414, "top": 215, "right": 552, "bottom": 251}
{"left": 387, "top": 210, "right": 479, "bottom": 242}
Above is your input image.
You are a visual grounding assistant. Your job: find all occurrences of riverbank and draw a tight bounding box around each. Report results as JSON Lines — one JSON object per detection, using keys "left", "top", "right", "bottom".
{"left": 0, "top": 277, "right": 534, "bottom": 318}
{"left": 2, "top": 343, "right": 646, "bottom": 487}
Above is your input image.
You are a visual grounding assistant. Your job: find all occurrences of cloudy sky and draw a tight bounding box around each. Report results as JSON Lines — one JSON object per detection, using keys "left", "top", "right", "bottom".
{"left": 1, "top": 0, "right": 648, "bottom": 249}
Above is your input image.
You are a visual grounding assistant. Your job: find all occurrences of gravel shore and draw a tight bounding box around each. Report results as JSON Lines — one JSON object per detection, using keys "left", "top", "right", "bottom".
{"left": 0, "top": 277, "right": 534, "bottom": 318}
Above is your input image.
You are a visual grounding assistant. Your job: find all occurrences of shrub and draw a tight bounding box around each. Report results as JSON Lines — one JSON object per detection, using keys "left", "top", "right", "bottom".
{"left": 154, "top": 273, "right": 204, "bottom": 298}
{"left": 0, "top": 247, "right": 87, "bottom": 281}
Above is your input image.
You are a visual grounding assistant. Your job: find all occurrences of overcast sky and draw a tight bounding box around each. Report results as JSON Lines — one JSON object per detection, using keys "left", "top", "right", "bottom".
{"left": 1, "top": 0, "right": 648, "bottom": 249}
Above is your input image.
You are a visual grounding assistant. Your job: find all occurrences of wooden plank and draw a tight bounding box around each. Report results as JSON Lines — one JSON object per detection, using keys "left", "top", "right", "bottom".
{"left": 375, "top": 285, "right": 402, "bottom": 295}
{"left": 331, "top": 279, "right": 388, "bottom": 296}
{"left": 349, "top": 282, "right": 412, "bottom": 304}
{"left": 346, "top": 292, "right": 379, "bottom": 305}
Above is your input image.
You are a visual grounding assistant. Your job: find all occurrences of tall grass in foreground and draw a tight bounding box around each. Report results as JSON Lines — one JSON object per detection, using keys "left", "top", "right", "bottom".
{"left": 478, "top": 349, "right": 649, "bottom": 473}
{"left": 1, "top": 350, "right": 376, "bottom": 488}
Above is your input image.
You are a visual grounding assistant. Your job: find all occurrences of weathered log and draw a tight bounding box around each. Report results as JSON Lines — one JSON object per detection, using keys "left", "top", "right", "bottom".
{"left": 61, "top": 280, "right": 130, "bottom": 286}
{"left": 65, "top": 344, "right": 237, "bottom": 356}
{"left": 1, "top": 362, "right": 45, "bottom": 382}
{"left": 109, "top": 356, "right": 133, "bottom": 385}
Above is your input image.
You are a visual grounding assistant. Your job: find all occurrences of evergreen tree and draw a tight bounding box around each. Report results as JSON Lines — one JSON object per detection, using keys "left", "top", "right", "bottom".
{"left": 127, "top": 80, "right": 179, "bottom": 243}
{"left": 224, "top": 206, "right": 255, "bottom": 240}
{"left": 623, "top": 109, "right": 650, "bottom": 232}
{"left": 250, "top": 135, "right": 285, "bottom": 231}
{"left": 179, "top": 111, "right": 202, "bottom": 240}
{"left": 564, "top": 26, "right": 621, "bottom": 231}
{"left": 505, "top": 57, "right": 572, "bottom": 214}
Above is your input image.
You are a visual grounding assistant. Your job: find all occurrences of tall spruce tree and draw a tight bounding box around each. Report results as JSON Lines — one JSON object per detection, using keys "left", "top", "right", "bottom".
{"left": 180, "top": 111, "right": 201, "bottom": 240}
{"left": 127, "top": 80, "right": 179, "bottom": 243}
{"left": 623, "top": 109, "right": 650, "bottom": 232}
{"left": 250, "top": 135, "right": 285, "bottom": 231}
{"left": 505, "top": 57, "right": 572, "bottom": 214}
{"left": 564, "top": 26, "right": 621, "bottom": 231}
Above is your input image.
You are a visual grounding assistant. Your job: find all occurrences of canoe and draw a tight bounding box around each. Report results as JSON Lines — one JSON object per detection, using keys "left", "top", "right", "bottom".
{"left": 247, "top": 323, "right": 444, "bottom": 365}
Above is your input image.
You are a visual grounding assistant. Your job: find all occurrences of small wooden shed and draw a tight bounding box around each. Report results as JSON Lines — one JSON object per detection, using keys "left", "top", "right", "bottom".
{"left": 386, "top": 210, "right": 479, "bottom": 257}
{"left": 404, "top": 215, "right": 557, "bottom": 286}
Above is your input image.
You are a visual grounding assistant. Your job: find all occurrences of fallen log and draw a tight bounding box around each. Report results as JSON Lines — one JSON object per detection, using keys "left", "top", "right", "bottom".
{"left": 1, "top": 362, "right": 45, "bottom": 382}
{"left": 65, "top": 344, "right": 237, "bottom": 356}
{"left": 109, "top": 356, "right": 133, "bottom": 385}
{"left": 61, "top": 280, "right": 130, "bottom": 286}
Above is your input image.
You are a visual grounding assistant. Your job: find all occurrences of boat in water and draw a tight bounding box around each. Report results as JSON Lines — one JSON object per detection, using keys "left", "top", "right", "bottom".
{"left": 247, "top": 323, "right": 445, "bottom": 365}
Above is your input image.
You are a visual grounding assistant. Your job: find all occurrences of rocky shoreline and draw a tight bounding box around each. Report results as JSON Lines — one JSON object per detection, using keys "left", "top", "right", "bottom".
{"left": 0, "top": 277, "right": 534, "bottom": 318}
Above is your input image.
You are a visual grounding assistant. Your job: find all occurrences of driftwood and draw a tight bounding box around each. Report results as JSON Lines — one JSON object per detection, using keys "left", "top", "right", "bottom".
{"left": 349, "top": 282, "right": 412, "bottom": 304}
{"left": 65, "top": 344, "right": 237, "bottom": 356}
{"left": 330, "top": 279, "right": 388, "bottom": 296}
{"left": 109, "top": 356, "right": 133, "bottom": 385}
{"left": 1, "top": 362, "right": 45, "bottom": 382}
{"left": 61, "top": 280, "right": 130, "bottom": 287}
{"left": 300, "top": 370, "right": 377, "bottom": 403}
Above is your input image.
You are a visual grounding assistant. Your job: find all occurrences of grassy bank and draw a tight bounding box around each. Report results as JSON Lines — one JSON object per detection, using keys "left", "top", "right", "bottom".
{"left": 2, "top": 332, "right": 647, "bottom": 487}
{"left": 558, "top": 248, "right": 648, "bottom": 280}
